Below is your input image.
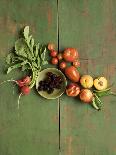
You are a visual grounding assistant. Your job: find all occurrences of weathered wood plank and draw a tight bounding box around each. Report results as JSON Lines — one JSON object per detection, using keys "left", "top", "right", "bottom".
{"left": 59, "top": 0, "right": 116, "bottom": 155}
{"left": 0, "top": 0, "right": 59, "bottom": 155}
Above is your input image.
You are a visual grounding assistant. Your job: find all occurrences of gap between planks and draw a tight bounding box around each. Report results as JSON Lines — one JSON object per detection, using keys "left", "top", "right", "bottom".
{"left": 57, "top": 0, "right": 61, "bottom": 153}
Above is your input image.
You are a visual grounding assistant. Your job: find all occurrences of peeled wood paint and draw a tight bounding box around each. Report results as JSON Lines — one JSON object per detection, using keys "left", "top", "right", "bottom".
{"left": 0, "top": 0, "right": 59, "bottom": 155}
{"left": 59, "top": 0, "right": 116, "bottom": 155}
{"left": 0, "top": 0, "right": 116, "bottom": 155}
{"left": 65, "top": 136, "right": 73, "bottom": 155}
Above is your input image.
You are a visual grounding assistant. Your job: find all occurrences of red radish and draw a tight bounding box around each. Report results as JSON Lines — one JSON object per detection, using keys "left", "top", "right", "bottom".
{"left": 0, "top": 76, "right": 31, "bottom": 88}
{"left": 16, "top": 76, "right": 31, "bottom": 87}
{"left": 21, "top": 86, "right": 30, "bottom": 95}
{"left": 22, "top": 76, "right": 31, "bottom": 85}
{"left": 16, "top": 80, "right": 25, "bottom": 87}
{"left": 0, "top": 77, "right": 31, "bottom": 109}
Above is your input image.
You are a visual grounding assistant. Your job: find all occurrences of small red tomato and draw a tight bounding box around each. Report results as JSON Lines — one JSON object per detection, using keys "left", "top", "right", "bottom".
{"left": 21, "top": 86, "right": 30, "bottom": 95}
{"left": 51, "top": 57, "right": 58, "bottom": 65}
{"left": 73, "top": 60, "right": 80, "bottom": 67}
{"left": 22, "top": 76, "right": 31, "bottom": 85}
{"left": 57, "top": 53, "right": 63, "bottom": 60}
{"left": 66, "top": 83, "right": 80, "bottom": 97}
{"left": 63, "top": 48, "right": 78, "bottom": 62}
{"left": 48, "top": 43, "right": 55, "bottom": 51}
{"left": 50, "top": 50, "right": 58, "bottom": 57}
{"left": 59, "top": 61, "right": 67, "bottom": 69}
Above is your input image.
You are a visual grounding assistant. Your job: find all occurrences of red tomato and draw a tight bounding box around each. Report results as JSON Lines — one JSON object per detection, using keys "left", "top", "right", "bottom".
{"left": 59, "top": 61, "right": 67, "bottom": 69}
{"left": 73, "top": 60, "right": 80, "bottom": 67}
{"left": 67, "top": 83, "right": 78, "bottom": 89}
{"left": 63, "top": 48, "right": 78, "bottom": 62}
{"left": 50, "top": 50, "right": 58, "bottom": 57}
{"left": 65, "top": 66, "right": 80, "bottom": 82}
{"left": 57, "top": 53, "right": 63, "bottom": 60}
{"left": 51, "top": 57, "right": 58, "bottom": 65}
{"left": 66, "top": 83, "right": 80, "bottom": 97}
{"left": 48, "top": 43, "right": 55, "bottom": 51}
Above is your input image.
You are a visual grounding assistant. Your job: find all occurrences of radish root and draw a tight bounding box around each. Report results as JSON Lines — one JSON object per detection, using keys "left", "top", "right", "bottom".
{"left": 17, "top": 93, "right": 22, "bottom": 109}
{"left": 0, "top": 79, "right": 18, "bottom": 86}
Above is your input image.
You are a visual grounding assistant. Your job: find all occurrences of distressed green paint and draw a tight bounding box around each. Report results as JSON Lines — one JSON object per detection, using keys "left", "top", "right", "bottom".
{"left": 1, "top": 0, "right": 116, "bottom": 155}
{"left": 0, "top": 0, "right": 59, "bottom": 155}
{"left": 59, "top": 0, "right": 116, "bottom": 155}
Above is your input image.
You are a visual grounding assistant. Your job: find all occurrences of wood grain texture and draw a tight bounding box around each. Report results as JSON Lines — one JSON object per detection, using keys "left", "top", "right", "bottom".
{"left": 0, "top": 0, "right": 59, "bottom": 155}
{"left": 0, "top": 0, "right": 116, "bottom": 155}
{"left": 59, "top": 0, "right": 116, "bottom": 155}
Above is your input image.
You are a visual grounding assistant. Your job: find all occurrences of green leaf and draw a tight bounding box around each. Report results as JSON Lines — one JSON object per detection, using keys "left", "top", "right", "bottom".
{"left": 14, "top": 55, "right": 27, "bottom": 62}
{"left": 93, "top": 93, "right": 103, "bottom": 110}
{"left": 15, "top": 38, "right": 28, "bottom": 57}
{"left": 41, "top": 47, "right": 46, "bottom": 60}
{"left": 21, "top": 64, "right": 30, "bottom": 71}
{"left": 15, "top": 38, "right": 33, "bottom": 60}
{"left": 37, "top": 56, "right": 40, "bottom": 67}
{"left": 26, "top": 35, "right": 32, "bottom": 45}
{"left": 77, "top": 67, "right": 81, "bottom": 72}
{"left": 6, "top": 53, "right": 15, "bottom": 64}
{"left": 34, "top": 43, "right": 40, "bottom": 58}
{"left": 92, "top": 97, "right": 100, "bottom": 110}
{"left": 7, "top": 61, "right": 27, "bottom": 74}
{"left": 110, "top": 92, "right": 116, "bottom": 96}
{"left": 30, "top": 38, "right": 34, "bottom": 48}
{"left": 41, "top": 60, "right": 48, "bottom": 66}
{"left": 32, "top": 61, "right": 38, "bottom": 68}
{"left": 96, "top": 90, "right": 111, "bottom": 97}
{"left": 23, "top": 26, "right": 29, "bottom": 39}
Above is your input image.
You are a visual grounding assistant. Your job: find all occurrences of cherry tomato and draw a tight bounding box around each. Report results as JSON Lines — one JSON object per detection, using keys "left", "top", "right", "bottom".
{"left": 63, "top": 48, "right": 78, "bottom": 62}
{"left": 66, "top": 83, "right": 80, "bottom": 97}
{"left": 73, "top": 60, "right": 80, "bottom": 67}
{"left": 48, "top": 43, "right": 55, "bottom": 51}
{"left": 51, "top": 57, "right": 58, "bottom": 65}
{"left": 50, "top": 50, "right": 58, "bottom": 57}
{"left": 59, "top": 61, "right": 67, "bottom": 69}
{"left": 65, "top": 66, "right": 80, "bottom": 82}
{"left": 57, "top": 53, "right": 63, "bottom": 60}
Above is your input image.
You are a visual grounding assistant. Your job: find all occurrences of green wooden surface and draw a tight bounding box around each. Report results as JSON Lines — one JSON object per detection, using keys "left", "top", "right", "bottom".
{"left": 0, "top": 0, "right": 116, "bottom": 155}
{"left": 0, "top": 0, "right": 59, "bottom": 155}
{"left": 59, "top": 0, "right": 116, "bottom": 155}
